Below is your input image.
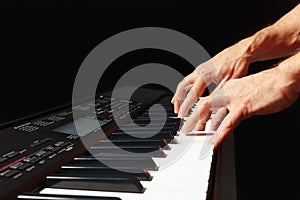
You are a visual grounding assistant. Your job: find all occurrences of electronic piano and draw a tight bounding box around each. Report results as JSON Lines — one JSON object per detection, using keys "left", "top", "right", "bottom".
{"left": 0, "top": 87, "right": 236, "bottom": 200}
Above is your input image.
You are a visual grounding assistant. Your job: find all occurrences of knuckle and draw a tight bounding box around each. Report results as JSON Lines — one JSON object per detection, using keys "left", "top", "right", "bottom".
{"left": 200, "top": 98, "right": 211, "bottom": 108}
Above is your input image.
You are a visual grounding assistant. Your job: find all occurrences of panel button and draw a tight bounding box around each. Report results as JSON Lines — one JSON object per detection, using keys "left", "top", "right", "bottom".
{"left": 18, "top": 163, "right": 33, "bottom": 171}
{"left": 26, "top": 165, "right": 35, "bottom": 172}
{"left": 41, "top": 151, "right": 53, "bottom": 158}
{"left": 48, "top": 154, "right": 57, "bottom": 159}
{"left": 0, "top": 157, "right": 8, "bottom": 164}
{"left": 7, "top": 151, "right": 20, "bottom": 158}
{"left": 13, "top": 172, "right": 22, "bottom": 179}
{"left": 0, "top": 170, "right": 11, "bottom": 176}
{"left": 4, "top": 170, "right": 20, "bottom": 178}
{"left": 40, "top": 138, "right": 52, "bottom": 144}
{"left": 30, "top": 140, "right": 41, "bottom": 148}
{"left": 3, "top": 151, "right": 20, "bottom": 158}
{"left": 51, "top": 146, "right": 62, "bottom": 152}
{"left": 30, "top": 157, "right": 43, "bottom": 164}
{"left": 10, "top": 162, "right": 24, "bottom": 170}
{"left": 60, "top": 142, "right": 73, "bottom": 148}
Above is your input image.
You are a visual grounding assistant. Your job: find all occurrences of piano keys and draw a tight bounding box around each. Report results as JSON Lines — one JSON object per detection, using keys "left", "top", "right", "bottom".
{"left": 17, "top": 94, "right": 217, "bottom": 200}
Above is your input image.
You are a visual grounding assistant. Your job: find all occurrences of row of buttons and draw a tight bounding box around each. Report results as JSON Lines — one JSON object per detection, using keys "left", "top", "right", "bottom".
{"left": 0, "top": 137, "right": 53, "bottom": 167}
{"left": 0, "top": 149, "right": 27, "bottom": 164}
{"left": 0, "top": 141, "right": 74, "bottom": 179}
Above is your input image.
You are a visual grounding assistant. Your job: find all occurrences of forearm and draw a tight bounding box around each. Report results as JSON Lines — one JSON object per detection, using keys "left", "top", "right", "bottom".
{"left": 242, "top": 3, "right": 300, "bottom": 63}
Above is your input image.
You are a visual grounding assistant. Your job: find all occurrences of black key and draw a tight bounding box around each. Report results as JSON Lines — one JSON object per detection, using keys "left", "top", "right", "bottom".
{"left": 0, "top": 157, "right": 8, "bottom": 164}
{"left": 144, "top": 105, "right": 174, "bottom": 111}
{"left": 73, "top": 156, "right": 158, "bottom": 170}
{"left": 90, "top": 146, "right": 166, "bottom": 157}
{"left": 118, "top": 128, "right": 178, "bottom": 136}
{"left": 46, "top": 175, "right": 144, "bottom": 193}
{"left": 60, "top": 165, "right": 152, "bottom": 181}
{"left": 134, "top": 115, "right": 179, "bottom": 120}
{"left": 123, "top": 121, "right": 177, "bottom": 126}
{"left": 133, "top": 117, "right": 180, "bottom": 123}
{"left": 110, "top": 132, "right": 174, "bottom": 142}
{"left": 18, "top": 193, "right": 121, "bottom": 200}
{"left": 112, "top": 130, "right": 175, "bottom": 136}
{"left": 119, "top": 126, "right": 175, "bottom": 132}
{"left": 140, "top": 113, "right": 175, "bottom": 118}
{"left": 98, "top": 139, "right": 171, "bottom": 150}
{"left": 136, "top": 120, "right": 178, "bottom": 126}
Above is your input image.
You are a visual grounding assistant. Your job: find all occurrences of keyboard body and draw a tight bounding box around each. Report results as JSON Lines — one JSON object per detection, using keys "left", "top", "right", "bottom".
{"left": 0, "top": 87, "right": 236, "bottom": 200}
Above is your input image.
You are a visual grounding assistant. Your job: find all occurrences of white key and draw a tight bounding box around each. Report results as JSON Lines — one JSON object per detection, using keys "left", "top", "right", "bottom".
{"left": 40, "top": 132, "right": 214, "bottom": 200}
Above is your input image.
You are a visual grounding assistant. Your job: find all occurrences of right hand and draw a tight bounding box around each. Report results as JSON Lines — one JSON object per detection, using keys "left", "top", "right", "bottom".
{"left": 180, "top": 66, "right": 299, "bottom": 150}
{"left": 172, "top": 38, "right": 254, "bottom": 118}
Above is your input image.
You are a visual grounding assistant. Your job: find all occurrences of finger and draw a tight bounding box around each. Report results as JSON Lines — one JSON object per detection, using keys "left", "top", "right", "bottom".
{"left": 171, "top": 96, "right": 174, "bottom": 104}
{"left": 181, "top": 96, "right": 212, "bottom": 133}
{"left": 180, "top": 108, "right": 199, "bottom": 133}
{"left": 173, "top": 73, "right": 195, "bottom": 101}
{"left": 174, "top": 99, "right": 180, "bottom": 114}
{"left": 210, "top": 107, "right": 228, "bottom": 131}
{"left": 211, "top": 109, "right": 243, "bottom": 151}
{"left": 195, "top": 121, "right": 206, "bottom": 131}
{"left": 172, "top": 78, "right": 193, "bottom": 114}
{"left": 178, "top": 61, "right": 218, "bottom": 118}
{"left": 194, "top": 109, "right": 212, "bottom": 131}
{"left": 194, "top": 100, "right": 213, "bottom": 131}
{"left": 178, "top": 77, "right": 208, "bottom": 118}
{"left": 172, "top": 69, "right": 199, "bottom": 108}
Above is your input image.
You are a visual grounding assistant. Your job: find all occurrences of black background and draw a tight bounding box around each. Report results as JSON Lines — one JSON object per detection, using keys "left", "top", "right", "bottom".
{"left": 1, "top": 0, "right": 300, "bottom": 199}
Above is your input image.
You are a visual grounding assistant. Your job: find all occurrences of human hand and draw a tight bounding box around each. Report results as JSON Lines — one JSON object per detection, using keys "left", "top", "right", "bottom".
{"left": 180, "top": 66, "right": 299, "bottom": 150}
{"left": 172, "top": 38, "right": 254, "bottom": 118}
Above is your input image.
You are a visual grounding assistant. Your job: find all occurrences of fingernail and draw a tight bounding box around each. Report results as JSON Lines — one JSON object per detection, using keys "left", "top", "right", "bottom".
{"left": 196, "top": 123, "right": 205, "bottom": 131}
{"left": 178, "top": 112, "right": 182, "bottom": 118}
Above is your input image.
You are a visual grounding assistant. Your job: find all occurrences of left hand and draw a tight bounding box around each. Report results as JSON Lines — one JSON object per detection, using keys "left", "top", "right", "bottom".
{"left": 180, "top": 66, "right": 299, "bottom": 150}
{"left": 171, "top": 38, "right": 253, "bottom": 118}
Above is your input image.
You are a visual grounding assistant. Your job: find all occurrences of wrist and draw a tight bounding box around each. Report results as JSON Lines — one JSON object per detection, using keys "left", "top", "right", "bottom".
{"left": 247, "top": 24, "right": 300, "bottom": 63}
{"left": 246, "top": 27, "right": 275, "bottom": 63}
{"left": 278, "top": 55, "right": 300, "bottom": 94}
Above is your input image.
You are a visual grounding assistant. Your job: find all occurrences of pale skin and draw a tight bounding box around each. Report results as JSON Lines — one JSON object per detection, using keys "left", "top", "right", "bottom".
{"left": 172, "top": 3, "right": 300, "bottom": 151}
